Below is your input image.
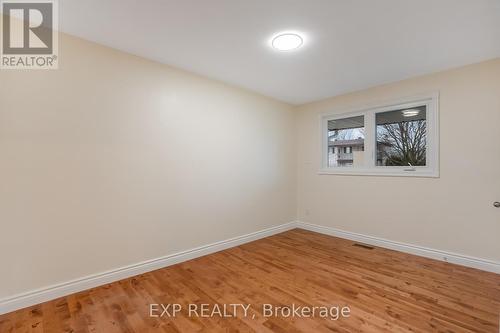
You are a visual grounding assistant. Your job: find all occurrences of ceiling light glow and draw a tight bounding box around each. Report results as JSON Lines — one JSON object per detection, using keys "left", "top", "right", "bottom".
{"left": 402, "top": 109, "right": 420, "bottom": 117}
{"left": 271, "top": 33, "right": 304, "bottom": 51}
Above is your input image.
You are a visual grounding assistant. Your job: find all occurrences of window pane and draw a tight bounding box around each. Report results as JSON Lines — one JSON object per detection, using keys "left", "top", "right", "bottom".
{"left": 376, "top": 106, "right": 427, "bottom": 166}
{"left": 328, "top": 116, "right": 365, "bottom": 167}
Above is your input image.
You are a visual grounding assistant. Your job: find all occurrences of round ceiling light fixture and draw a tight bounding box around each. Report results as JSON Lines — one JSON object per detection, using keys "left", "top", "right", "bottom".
{"left": 271, "top": 33, "right": 304, "bottom": 51}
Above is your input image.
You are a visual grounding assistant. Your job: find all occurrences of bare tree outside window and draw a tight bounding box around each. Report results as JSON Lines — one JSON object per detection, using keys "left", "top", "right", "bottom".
{"left": 376, "top": 107, "right": 427, "bottom": 166}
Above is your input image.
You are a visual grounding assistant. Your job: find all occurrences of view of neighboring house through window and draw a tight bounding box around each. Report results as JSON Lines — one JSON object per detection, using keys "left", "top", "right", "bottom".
{"left": 327, "top": 115, "right": 365, "bottom": 167}
{"left": 376, "top": 106, "right": 427, "bottom": 167}
{"left": 321, "top": 93, "right": 438, "bottom": 177}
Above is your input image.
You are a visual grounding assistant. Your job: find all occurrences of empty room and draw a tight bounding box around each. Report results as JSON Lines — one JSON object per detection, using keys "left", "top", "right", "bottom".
{"left": 1, "top": 0, "right": 499, "bottom": 332}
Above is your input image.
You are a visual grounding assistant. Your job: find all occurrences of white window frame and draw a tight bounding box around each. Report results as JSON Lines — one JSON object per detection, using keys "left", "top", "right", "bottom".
{"left": 319, "top": 92, "right": 439, "bottom": 177}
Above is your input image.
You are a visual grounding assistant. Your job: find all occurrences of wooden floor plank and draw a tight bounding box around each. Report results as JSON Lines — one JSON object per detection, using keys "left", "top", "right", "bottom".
{"left": 1, "top": 229, "right": 499, "bottom": 332}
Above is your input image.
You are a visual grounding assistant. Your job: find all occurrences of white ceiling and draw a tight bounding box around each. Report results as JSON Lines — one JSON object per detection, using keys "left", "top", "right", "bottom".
{"left": 59, "top": 0, "right": 500, "bottom": 105}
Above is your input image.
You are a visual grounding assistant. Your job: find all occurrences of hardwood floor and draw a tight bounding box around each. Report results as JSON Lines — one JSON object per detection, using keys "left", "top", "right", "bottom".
{"left": 1, "top": 229, "right": 499, "bottom": 332}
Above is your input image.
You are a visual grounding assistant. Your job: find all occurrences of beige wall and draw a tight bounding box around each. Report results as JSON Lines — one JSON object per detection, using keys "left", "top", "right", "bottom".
{"left": 296, "top": 59, "right": 500, "bottom": 262}
{"left": 0, "top": 33, "right": 296, "bottom": 299}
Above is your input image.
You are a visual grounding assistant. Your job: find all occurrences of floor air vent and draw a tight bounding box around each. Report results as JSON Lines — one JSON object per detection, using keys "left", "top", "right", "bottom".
{"left": 352, "top": 243, "right": 374, "bottom": 250}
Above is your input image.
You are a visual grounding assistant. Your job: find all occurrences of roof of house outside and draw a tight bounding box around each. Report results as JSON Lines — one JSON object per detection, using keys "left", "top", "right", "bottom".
{"left": 329, "top": 138, "right": 364, "bottom": 147}
{"left": 328, "top": 138, "right": 392, "bottom": 147}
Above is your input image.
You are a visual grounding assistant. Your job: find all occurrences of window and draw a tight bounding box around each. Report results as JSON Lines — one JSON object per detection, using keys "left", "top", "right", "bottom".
{"left": 376, "top": 106, "right": 427, "bottom": 167}
{"left": 327, "top": 115, "right": 364, "bottom": 167}
{"left": 320, "top": 93, "right": 439, "bottom": 177}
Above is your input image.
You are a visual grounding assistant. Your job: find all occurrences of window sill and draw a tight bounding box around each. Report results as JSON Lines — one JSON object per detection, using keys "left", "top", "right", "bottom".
{"left": 317, "top": 168, "right": 439, "bottom": 178}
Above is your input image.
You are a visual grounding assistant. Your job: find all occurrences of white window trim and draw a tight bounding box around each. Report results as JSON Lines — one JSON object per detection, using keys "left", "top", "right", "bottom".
{"left": 319, "top": 92, "right": 439, "bottom": 178}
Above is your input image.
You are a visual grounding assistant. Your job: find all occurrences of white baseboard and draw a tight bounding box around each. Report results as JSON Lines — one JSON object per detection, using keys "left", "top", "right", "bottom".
{"left": 0, "top": 221, "right": 297, "bottom": 315}
{"left": 296, "top": 221, "right": 500, "bottom": 274}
